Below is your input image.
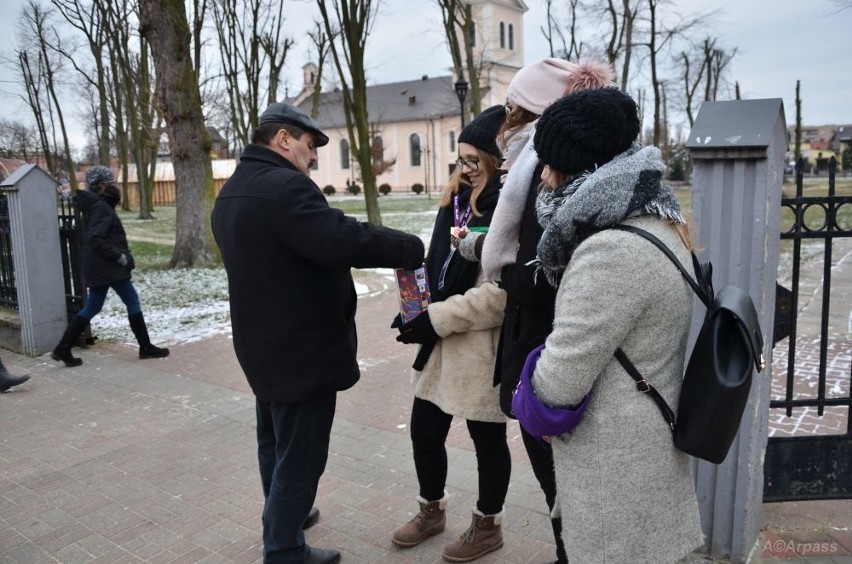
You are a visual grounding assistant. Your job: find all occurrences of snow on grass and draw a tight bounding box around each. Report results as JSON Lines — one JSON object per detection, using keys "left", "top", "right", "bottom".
{"left": 95, "top": 206, "right": 437, "bottom": 347}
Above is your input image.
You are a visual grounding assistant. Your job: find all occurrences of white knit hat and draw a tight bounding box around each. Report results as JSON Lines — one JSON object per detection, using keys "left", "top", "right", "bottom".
{"left": 507, "top": 58, "right": 615, "bottom": 116}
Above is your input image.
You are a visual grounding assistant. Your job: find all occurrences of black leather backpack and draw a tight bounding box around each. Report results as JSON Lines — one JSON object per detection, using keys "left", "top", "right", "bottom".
{"left": 612, "top": 225, "right": 765, "bottom": 464}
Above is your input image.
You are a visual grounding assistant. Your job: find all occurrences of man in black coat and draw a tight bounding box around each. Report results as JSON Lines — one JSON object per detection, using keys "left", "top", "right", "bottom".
{"left": 211, "top": 103, "right": 424, "bottom": 564}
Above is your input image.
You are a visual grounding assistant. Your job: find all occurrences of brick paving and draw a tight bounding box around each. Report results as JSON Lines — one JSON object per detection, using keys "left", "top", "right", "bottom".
{"left": 1, "top": 241, "right": 851, "bottom": 563}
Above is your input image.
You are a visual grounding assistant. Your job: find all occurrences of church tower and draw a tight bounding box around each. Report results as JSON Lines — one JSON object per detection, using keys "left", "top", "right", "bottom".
{"left": 465, "top": 0, "right": 527, "bottom": 107}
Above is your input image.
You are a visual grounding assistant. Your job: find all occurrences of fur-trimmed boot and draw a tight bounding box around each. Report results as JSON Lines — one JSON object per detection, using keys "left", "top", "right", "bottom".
{"left": 51, "top": 315, "right": 88, "bottom": 367}
{"left": 0, "top": 357, "right": 29, "bottom": 392}
{"left": 391, "top": 493, "right": 448, "bottom": 548}
{"left": 129, "top": 312, "right": 170, "bottom": 359}
{"left": 442, "top": 508, "right": 504, "bottom": 562}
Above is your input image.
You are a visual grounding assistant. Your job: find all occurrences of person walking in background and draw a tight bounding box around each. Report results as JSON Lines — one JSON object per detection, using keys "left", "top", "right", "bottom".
{"left": 0, "top": 354, "right": 29, "bottom": 392}
{"left": 51, "top": 166, "right": 169, "bottom": 367}
{"left": 391, "top": 106, "right": 510, "bottom": 563}
{"left": 211, "top": 102, "right": 424, "bottom": 564}
{"left": 527, "top": 87, "right": 703, "bottom": 562}
{"left": 455, "top": 57, "right": 614, "bottom": 564}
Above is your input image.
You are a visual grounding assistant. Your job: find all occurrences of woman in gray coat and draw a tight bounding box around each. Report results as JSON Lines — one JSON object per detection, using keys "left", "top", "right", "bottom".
{"left": 525, "top": 88, "right": 704, "bottom": 563}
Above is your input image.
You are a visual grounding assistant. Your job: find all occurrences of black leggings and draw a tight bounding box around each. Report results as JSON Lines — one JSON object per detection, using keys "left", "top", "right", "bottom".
{"left": 410, "top": 397, "right": 511, "bottom": 515}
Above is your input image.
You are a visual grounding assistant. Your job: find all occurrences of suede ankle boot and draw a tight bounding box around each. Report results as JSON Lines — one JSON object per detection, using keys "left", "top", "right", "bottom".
{"left": 391, "top": 494, "right": 447, "bottom": 548}
{"left": 442, "top": 508, "right": 503, "bottom": 562}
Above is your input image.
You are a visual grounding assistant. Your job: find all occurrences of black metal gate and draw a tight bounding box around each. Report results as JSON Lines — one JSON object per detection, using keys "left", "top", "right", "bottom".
{"left": 57, "top": 194, "right": 92, "bottom": 342}
{"left": 0, "top": 194, "right": 18, "bottom": 309}
{"left": 764, "top": 157, "right": 852, "bottom": 501}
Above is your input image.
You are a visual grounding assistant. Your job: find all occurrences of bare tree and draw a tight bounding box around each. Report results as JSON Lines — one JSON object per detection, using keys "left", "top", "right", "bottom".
{"left": 139, "top": 0, "right": 218, "bottom": 267}
{"left": 316, "top": 0, "right": 383, "bottom": 224}
{"left": 434, "top": 0, "right": 481, "bottom": 118}
{"left": 0, "top": 119, "right": 39, "bottom": 160}
{"left": 306, "top": 21, "right": 334, "bottom": 119}
{"left": 16, "top": 1, "right": 76, "bottom": 185}
{"left": 103, "top": 0, "right": 162, "bottom": 218}
{"left": 638, "top": 0, "right": 709, "bottom": 146}
{"left": 676, "top": 43, "right": 708, "bottom": 127}
{"left": 212, "top": 0, "right": 294, "bottom": 148}
{"left": 541, "top": 0, "right": 582, "bottom": 60}
{"left": 50, "top": 0, "right": 112, "bottom": 165}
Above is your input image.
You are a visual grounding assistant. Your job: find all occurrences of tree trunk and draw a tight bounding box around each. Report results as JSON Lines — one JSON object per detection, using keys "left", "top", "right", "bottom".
{"left": 139, "top": 0, "right": 217, "bottom": 267}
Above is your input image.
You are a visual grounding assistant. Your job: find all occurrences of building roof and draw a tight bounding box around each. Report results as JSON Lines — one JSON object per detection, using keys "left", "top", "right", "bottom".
{"left": 291, "top": 75, "right": 464, "bottom": 129}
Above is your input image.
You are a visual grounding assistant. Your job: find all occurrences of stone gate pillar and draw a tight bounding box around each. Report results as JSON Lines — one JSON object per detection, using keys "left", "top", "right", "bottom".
{"left": 685, "top": 99, "right": 787, "bottom": 562}
{"left": 0, "top": 164, "right": 67, "bottom": 356}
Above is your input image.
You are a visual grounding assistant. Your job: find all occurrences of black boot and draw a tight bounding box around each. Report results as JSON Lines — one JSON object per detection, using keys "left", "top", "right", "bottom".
{"left": 51, "top": 316, "right": 88, "bottom": 367}
{"left": 0, "top": 357, "right": 29, "bottom": 392}
{"left": 129, "top": 312, "right": 170, "bottom": 359}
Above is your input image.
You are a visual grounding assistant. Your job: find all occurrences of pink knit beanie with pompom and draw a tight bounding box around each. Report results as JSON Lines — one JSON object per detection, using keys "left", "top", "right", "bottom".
{"left": 507, "top": 58, "right": 615, "bottom": 116}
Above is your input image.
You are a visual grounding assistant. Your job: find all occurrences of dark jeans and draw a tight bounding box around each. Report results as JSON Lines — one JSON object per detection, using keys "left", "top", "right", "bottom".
{"left": 256, "top": 393, "right": 336, "bottom": 563}
{"left": 410, "top": 396, "right": 511, "bottom": 515}
{"left": 520, "top": 426, "right": 568, "bottom": 563}
{"left": 77, "top": 278, "right": 141, "bottom": 320}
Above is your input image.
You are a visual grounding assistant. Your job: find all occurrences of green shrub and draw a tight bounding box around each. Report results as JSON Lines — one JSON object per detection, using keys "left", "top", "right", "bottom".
{"left": 411, "top": 183, "right": 424, "bottom": 195}
{"left": 323, "top": 184, "right": 336, "bottom": 196}
{"left": 379, "top": 183, "right": 392, "bottom": 196}
{"left": 346, "top": 183, "right": 362, "bottom": 195}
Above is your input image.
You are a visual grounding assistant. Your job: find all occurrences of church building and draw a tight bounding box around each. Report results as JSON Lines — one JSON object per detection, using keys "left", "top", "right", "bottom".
{"left": 287, "top": 0, "right": 527, "bottom": 194}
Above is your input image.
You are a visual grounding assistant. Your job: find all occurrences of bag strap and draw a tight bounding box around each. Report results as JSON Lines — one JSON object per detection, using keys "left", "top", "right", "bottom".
{"left": 612, "top": 224, "right": 712, "bottom": 306}
{"left": 610, "top": 224, "right": 704, "bottom": 433}
{"left": 613, "top": 348, "right": 676, "bottom": 432}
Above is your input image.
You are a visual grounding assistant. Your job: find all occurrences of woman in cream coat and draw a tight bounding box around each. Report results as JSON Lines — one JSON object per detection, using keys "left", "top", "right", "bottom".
{"left": 392, "top": 106, "right": 510, "bottom": 563}
{"left": 525, "top": 88, "right": 704, "bottom": 563}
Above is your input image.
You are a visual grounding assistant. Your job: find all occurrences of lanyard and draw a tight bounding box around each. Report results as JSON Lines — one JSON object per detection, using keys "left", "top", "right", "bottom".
{"left": 439, "top": 193, "right": 472, "bottom": 290}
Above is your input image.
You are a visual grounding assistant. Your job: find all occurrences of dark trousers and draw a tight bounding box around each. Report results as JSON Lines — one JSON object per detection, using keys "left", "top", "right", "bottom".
{"left": 256, "top": 393, "right": 336, "bottom": 563}
{"left": 520, "top": 426, "right": 568, "bottom": 563}
{"left": 410, "top": 396, "right": 511, "bottom": 515}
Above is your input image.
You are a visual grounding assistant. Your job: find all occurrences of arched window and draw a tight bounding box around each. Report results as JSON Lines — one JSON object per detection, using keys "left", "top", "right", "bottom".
{"left": 372, "top": 135, "right": 384, "bottom": 161}
{"left": 409, "top": 133, "right": 422, "bottom": 167}
{"left": 470, "top": 23, "right": 476, "bottom": 47}
{"left": 499, "top": 22, "right": 505, "bottom": 48}
{"left": 340, "top": 138, "right": 350, "bottom": 170}
{"left": 508, "top": 24, "right": 514, "bottom": 50}
{"left": 449, "top": 130, "right": 456, "bottom": 152}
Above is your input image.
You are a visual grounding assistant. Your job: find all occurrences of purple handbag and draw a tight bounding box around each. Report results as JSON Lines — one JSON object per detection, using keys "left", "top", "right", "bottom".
{"left": 512, "top": 344, "right": 591, "bottom": 437}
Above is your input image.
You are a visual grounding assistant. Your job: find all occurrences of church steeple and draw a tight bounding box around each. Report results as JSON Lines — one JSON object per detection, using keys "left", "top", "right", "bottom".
{"left": 464, "top": 0, "right": 527, "bottom": 108}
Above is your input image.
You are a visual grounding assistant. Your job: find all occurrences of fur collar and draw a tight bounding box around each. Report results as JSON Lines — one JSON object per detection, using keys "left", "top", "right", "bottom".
{"left": 535, "top": 145, "right": 684, "bottom": 287}
{"left": 481, "top": 128, "right": 539, "bottom": 280}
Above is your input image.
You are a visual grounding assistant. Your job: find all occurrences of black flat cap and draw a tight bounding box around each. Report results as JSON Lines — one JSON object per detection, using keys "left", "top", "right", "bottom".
{"left": 259, "top": 103, "right": 329, "bottom": 147}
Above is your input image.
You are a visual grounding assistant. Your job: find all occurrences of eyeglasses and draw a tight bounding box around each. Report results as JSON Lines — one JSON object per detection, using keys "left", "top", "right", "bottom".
{"left": 456, "top": 157, "right": 480, "bottom": 171}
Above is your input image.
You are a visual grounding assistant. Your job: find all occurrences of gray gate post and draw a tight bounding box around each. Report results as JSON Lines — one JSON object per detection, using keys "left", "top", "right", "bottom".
{"left": 0, "top": 164, "right": 68, "bottom": 356}
{"left": 685, "top": 99, "right": 787, "bottom": 562}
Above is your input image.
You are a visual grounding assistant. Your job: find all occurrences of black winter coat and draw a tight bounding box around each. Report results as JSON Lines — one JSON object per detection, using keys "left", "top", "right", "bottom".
{"left": 211, "top": 145, "right": 425, "bottom": 403}
{"left": 75, "top": 189, "right": 134, "bottom": 288}
{"left": 495, "top": 167, "right": 557, "bottom": 416}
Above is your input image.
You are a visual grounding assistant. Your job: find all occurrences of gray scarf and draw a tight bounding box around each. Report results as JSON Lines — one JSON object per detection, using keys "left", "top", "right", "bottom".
{"left": 535, "top": 145, "right": 684, "bottom": 287}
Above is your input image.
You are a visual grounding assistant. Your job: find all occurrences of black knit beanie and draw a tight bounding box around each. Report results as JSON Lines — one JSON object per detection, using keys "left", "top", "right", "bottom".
{"left": 457, "top": 105, "right": 507, "bottom": 158}
{"left": 533, "top": 87, "right": 640, "bottom": 175}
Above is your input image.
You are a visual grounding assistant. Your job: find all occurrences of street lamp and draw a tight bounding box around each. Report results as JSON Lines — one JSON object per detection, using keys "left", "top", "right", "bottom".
{"left": 454, "top": 76, "right": 469, "bottom": 128}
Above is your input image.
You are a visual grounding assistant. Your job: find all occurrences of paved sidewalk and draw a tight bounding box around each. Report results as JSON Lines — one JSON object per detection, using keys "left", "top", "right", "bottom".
{"left": 1, "top": 267, "right": 851, "bottom": 563}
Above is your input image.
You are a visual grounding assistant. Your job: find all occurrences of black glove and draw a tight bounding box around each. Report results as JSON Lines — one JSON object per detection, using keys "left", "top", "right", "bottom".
{"left": 390, "top": 313, "right": 402, "bottom": 329}
{"left": 396, "top": 311, "right": 439, "bottom": 345}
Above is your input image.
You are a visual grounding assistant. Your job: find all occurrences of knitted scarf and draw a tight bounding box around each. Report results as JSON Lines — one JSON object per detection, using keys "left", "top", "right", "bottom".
{"left": 535, "top": 145, "right": 685, "bottom": 287}
{"left": 481, "top": 127, "right": 539, "bottom": 280}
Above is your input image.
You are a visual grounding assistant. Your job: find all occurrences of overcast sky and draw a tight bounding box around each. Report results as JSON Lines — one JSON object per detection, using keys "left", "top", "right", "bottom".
{"left": 0, "top": 0, "right": 849, "bottom": 151}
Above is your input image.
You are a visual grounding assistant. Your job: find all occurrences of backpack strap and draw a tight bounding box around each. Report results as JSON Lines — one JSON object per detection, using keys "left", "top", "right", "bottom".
{"left": 612, "top": 224, "right": 713, "bottom": 306}
{"left": 613, "top": 348, "right": 676, "bottom": 432}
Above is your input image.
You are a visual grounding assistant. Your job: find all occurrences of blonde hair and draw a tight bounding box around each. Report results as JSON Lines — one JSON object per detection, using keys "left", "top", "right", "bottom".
{"left": 439, "top": 148, "right": 501, "bottom": 217}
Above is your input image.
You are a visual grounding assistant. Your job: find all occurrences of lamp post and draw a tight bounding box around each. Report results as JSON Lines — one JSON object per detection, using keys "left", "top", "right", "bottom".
{"left": 454, "top": 76, "right": 469, "bottom": 128}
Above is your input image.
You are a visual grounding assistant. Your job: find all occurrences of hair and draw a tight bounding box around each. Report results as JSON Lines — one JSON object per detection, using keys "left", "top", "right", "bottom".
{"left": 252, "top": 122, "right": 306, "bottom": 145}
{"left": 496, "top": 104, "right": 538, "bottom": 147}
{"left": 439, "top": 148, "right": 501, "bottom": 217}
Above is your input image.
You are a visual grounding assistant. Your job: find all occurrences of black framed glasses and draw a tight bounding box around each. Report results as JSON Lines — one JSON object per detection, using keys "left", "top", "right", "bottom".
{"left": 456, "top": 157, "right": 480, "bottom": 171}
